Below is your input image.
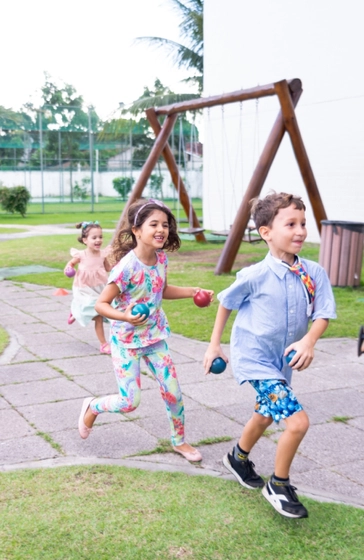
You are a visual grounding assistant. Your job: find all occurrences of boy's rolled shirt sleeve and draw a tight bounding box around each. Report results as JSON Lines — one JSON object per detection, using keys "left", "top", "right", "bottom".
{"left": 218, "top": 269, "right": 251, "bottom": 310}
{"left": 310, "top": 265, "right": 337, "bottom": 321}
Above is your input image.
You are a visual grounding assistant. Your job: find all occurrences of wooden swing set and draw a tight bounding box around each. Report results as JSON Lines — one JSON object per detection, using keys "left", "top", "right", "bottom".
{"left": 115, "top": 78, "right": 327, "bottom": 275}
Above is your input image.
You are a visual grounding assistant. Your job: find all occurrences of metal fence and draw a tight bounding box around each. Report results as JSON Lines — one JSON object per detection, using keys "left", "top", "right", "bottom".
{"left": 0, "top": 105, "right": 202, "bottom": 214}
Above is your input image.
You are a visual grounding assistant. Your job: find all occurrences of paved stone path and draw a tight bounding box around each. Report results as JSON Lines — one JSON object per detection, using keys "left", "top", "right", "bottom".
{"left": 1, "top": 279, "right": 364, "bottom": 508}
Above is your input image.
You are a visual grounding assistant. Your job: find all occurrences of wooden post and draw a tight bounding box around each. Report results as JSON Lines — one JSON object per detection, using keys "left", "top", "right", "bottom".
{"left": 146, "top": 108, "right": 206, "bottom": 242}
{"left": 215, "top": 80, "right": 303, "bottom": 275}
{"left": 112, "top": 113, "right": 178, "bottom": 239}
{"left": 274, "top": 80, "right": 327, "bottom": 233}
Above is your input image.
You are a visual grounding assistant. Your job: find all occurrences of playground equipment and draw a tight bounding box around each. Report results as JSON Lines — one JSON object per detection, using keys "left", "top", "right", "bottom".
{"left": 114, "top": 78, "right": 327, "bottom": 274}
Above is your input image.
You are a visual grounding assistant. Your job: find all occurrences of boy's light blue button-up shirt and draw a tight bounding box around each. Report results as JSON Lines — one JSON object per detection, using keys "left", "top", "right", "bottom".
{"left": 218, "top": 252, "right": 336, "bottom": 385}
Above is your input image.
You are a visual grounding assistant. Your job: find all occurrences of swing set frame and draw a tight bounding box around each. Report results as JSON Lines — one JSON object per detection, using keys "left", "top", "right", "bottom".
{"left": 115, "top": 78, "right": 327, "bottom": 275}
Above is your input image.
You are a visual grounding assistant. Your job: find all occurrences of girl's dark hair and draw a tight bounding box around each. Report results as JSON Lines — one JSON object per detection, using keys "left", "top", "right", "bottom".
{"left": 111, "top": 199, "right": 181, "bottom": 262}
{"left": 75, "top": 221, "right": 102, "bottom": 244}
{"left": 250, "top": 192, "right": 306, "bottom": 230}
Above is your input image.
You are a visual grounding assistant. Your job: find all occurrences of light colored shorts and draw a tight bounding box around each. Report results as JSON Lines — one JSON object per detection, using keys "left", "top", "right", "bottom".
{"left": 249, "top": 379, "right": 303, "bottom": 423}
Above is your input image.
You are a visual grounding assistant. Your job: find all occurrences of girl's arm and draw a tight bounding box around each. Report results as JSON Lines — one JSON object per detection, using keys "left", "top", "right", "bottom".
{"left": 103, "top": 245, "right": 113, "bottom": 272}
{"left": 64, "top": 257, "right": 79, "bottom": 271}
{"left": 95, "top": 283, "right": 148, "bottom": 326}
{"left": 203, "top": 304, "right": 232, "bottom": 374}
{"left": 104, "top": 258, "right": 113, "bottom": 272}
{"left": 163, "top": 284, "right": 214, "bottom": 302}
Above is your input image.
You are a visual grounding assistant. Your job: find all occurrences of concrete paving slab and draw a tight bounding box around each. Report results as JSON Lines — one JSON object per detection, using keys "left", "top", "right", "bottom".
{"left": 2, "top": 322, "right": 58, "bottom": 335}
{"left": 48, "top": 355, "right": 112, "bottom": 377}
{"left": 182, "top": 378, "right": 249, "bottom": 408}
{"left": 29, "top": 341, "right": 100, "bottom": 360}
{"left": 0, "top": 361, "right": 60, "bottom": 385}
{"left": 20, "top": 398, "right": 128, "bottom": 435}
{"left": 72, "top": 371, "right": 127, "bottom": 394}
{"left": 214, "top": 402, "right": 254, "bottom": 426}
{"left": 300, "top": 388, "right": 364, "bottom": 424}
{"left": 0, "top": 303, "right": 26, "bottom": 317}
{"left": 0, "top": 409, "right": 36, "bottom": 440}
{"left": 18, "top": 302, "right": 67, "bottom": 314}
{"left": 0, "top": 396, "right": 11, "bottom": 410}
{"left": 334, "top": 459, "right": 364, "bottom": 487}
{"left": 348, "top": 416, "right": 364, "bottom": 430}
{"left": 0, "top": 435, "right": 59, "bottom": 465}
{"left": 7, "top": 293, "right": 58, "bottom": 305}
{"left": 183, "top": 408, "right": 244, "bottom": 440}
{"left": 10, "top": 349, "right": 39, "bottom": 363}
{"left": 1, "top": 377, "right": 89, "bottom": 407}
{"left": 1, "top": 314, "right": 44, "bottom": 327}
{"left": 53, "top": 422, "right": 158, "bottom": 459}
{"left": 1, "top": 278, "right": 364, "bottom": 508}
{"left": 294, "top": 467, "right": 364, "bottom": 502}
{"left": 18, "top": 331, "right": 76, "bottom": 347}
{"left": 299, "top": 423, "right": 364, "bottom": 466}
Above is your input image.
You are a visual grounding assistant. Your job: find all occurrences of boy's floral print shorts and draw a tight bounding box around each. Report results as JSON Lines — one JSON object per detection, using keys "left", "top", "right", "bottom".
{"left": 249, "top": 379, "right": 303, "bottom": 423}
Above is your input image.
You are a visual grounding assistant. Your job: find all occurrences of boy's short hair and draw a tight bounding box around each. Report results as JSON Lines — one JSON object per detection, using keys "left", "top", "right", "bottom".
{"left": 250, "top": 192, "right": 306, "bottom": 230}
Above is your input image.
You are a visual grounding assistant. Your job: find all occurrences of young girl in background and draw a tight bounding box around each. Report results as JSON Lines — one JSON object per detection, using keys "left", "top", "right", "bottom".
{"left": 78, "top": 199, "right": 213, "bottom": 462}
{"left": 64, "top": 221, "right": 112, "bottom": 355}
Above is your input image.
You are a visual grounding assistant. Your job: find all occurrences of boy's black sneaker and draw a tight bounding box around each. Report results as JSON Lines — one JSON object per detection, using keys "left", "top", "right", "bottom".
{"left": 222, "top": 451, "right": 264, "bottom": 489}
{"left": 262, "top": 478, "right": 308, "bottom": 518}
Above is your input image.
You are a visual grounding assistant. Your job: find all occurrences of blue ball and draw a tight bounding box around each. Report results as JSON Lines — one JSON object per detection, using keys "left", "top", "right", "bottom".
{"left": 210, "top": 357, "right": 227, "bottom": 374}
{"left": 131, "top": 303, "right": 150, "bottom": 318}
{"left": 285, "top": 350, "right": 297, "bottom": 364}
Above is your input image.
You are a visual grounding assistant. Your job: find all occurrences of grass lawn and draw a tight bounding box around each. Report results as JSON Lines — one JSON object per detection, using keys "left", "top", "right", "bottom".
{"left": 0, "top": 325, "right": 9, "bottom": 354}
{"left": 1, "top": 211, "right": 364, "bottom": 557}
{"left": 1, "top": 465, "right": 363, "bottom": 560}
{"left": 0, "top": 228, "right": 363, "bottom": 341}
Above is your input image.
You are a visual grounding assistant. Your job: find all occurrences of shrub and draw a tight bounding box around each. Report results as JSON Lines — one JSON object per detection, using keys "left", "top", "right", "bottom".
{"left": 0, "top": 185, "right": 31, "bottom": 217}
{"left": 73, "top": 177, "right": 90, "bottom": 200}
{"left": 112, "top": 176, "right": 134, "bottom": 201}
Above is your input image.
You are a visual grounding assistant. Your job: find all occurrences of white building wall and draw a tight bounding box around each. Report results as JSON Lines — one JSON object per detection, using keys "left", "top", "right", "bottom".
{"left": 0, "top": 166, "right": 203, "bottom": 201}
{"left": 203, "top": 0, "right": 364, "bottom": 242}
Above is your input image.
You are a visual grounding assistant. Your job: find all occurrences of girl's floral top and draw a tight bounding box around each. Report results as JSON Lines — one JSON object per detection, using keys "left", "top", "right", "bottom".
{"left": 108, "top": 250, "right": 170, "bottom": 348}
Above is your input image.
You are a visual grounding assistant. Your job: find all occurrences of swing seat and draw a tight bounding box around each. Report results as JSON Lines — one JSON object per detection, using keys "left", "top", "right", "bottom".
{"left": 211, "top": 224, "right": 260, "bottom": 243}
{"left": 179, "top": 227, "right": 205, "bottom": 235}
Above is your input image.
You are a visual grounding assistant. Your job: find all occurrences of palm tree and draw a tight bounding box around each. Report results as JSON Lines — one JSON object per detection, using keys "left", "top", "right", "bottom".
{"left": 123, "top": 78, "right": 200, "bottom": 116}
{"left": 135, "top": 0, "right": 203, "bottom": 94}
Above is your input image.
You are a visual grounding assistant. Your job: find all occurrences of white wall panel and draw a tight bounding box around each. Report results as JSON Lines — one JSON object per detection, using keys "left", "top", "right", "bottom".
{"left": 203, "top": 0, "right": 364, "bottom": 242}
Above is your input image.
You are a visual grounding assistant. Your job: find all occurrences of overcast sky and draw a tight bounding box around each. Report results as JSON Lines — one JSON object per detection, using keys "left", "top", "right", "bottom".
{"left": 2, "top": 0, "right": 197, "bottom": 119}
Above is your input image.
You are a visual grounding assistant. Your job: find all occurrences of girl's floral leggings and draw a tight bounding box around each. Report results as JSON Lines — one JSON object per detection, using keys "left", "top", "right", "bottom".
{"left": 89, "top": 339, "right": 185, "bottom": 446}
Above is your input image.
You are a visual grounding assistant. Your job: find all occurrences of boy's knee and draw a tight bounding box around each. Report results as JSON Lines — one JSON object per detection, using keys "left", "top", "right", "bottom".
{"left": 254, "top": 412, "right": 274, "bottom": 428}
{"left": 288, "top": 411, "right": 309, "bottom": 435}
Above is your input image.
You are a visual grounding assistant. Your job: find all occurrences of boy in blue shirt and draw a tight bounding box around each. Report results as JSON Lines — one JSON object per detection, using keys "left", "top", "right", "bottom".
{"left": 204, "top": 192, "right": 336, "bottom": 519}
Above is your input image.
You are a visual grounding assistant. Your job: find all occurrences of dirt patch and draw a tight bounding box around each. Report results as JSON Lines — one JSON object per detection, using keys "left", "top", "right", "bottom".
{"left": 170, "top": 249, "right": 260, "bottom": 269}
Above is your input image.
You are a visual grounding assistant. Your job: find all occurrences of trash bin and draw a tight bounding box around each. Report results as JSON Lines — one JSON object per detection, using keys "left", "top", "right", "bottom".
{"left": 319, "top": 221, "right": 364, "bottom": 287}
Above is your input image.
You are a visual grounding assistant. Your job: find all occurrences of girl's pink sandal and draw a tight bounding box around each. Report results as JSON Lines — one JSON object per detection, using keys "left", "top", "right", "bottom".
{"left": 173, "top": 446, "right": 202, "bottom": 462}
{"left": 68, "top": 313, "right": 75, "bottom": 325}
{"left": 78, "top": 397, "right": 94, "bottom": 439}
{"left": 100, "top": 342, "right": 111, "bottom": 355}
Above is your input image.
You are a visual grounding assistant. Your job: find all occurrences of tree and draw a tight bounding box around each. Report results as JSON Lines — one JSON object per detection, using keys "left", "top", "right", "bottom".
{"left": 135, "top": 0, "right": 203, "bottom": 94}
{"left": 102, "top": 80, "right": 200, "bottom": 169}
{"left": 125, "top": 77, "right": 199, "bottom": 116}
{"left": 24, "top": 74, "right": 101, "bottom": 200}
{"left": 0, "top": 107, "right": 35, "bottom": 169}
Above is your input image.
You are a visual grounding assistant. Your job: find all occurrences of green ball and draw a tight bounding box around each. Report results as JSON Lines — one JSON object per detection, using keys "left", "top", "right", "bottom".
{"left": 131, "top": 303, "right": 150, "bottom": 318}
{"left": 210, "top": 357, "right": 226, "bottom": 374}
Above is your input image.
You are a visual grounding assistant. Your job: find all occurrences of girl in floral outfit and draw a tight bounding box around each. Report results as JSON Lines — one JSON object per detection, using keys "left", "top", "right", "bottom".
{"left": 64, "top": 221, "right": 112, "bottom": 354}
{"left": 77, "top": 199, "right": 213, "bottom": 462}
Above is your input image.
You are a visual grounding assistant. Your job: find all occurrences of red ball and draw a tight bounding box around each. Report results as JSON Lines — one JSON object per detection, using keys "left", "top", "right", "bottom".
{"left": 193, "top": 290, "right": 211, "bottom": 308}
